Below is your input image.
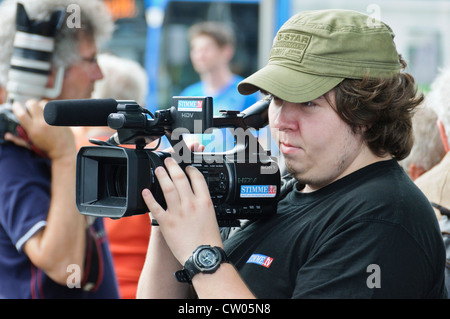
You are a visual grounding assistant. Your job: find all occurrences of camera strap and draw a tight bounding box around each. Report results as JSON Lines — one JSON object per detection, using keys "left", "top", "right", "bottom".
{"left": 432, "top": 202, "right": 450, "bottom": 217}
{"left": 81, "top": 218, "right": 104, "bottom": 291}
{"left": 16, "top": 125, "right": 48, "bottom": 158}
{"left": 277, "top": 175, "right": 298, "bottom": 201}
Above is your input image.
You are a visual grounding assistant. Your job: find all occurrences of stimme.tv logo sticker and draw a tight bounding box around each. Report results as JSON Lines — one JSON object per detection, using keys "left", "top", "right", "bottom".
{"left": 240, "top": 185, "right": 277, "bottom": 198}
{"left": 178, "top": 99, "right": 203, "bottom": 112}
{"left": 246, "top": 254, "right": 274, "bottom": 268}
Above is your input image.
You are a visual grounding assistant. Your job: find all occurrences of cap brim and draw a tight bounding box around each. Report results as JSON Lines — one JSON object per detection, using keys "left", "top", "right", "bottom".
{"left": 238, "top": 64, "right": 344, "bottom": 103}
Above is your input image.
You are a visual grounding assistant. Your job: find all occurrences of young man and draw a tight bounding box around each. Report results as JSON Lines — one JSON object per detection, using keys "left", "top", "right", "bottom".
{"left": 181, "top": 21, "right": 259, "bottom": 116}
{"left": 137, "top": 9, "right": 446, "bottom": 298}
{"left": 180, "top": 21, "right": 261, "bottom": 153}
{"left": 0, "top": 0, "right": 119, "bottom": 298}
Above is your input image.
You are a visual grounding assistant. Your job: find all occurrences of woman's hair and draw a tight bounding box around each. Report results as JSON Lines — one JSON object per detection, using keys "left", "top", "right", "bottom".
{"left": 426, "top": 66, "right": 450, "bottom": 143}
{"left": 333, "top": 55, "right": 424, "bottom": 160}
{"left": 92, "top": 54, "right": 148, "bottom": 106}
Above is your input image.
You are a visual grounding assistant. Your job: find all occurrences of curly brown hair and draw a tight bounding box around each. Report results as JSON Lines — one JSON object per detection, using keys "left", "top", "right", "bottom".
{"left": 333, "top": 56, "right": 423, "bottom": 161}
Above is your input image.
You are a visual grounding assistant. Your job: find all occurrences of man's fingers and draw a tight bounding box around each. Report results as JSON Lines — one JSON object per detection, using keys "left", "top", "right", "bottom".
{"left": 11, "top": 102, "right": 30, "bottom": 128}
{"left": 185, "top": 166, "right": 209, "bottom": 198}
{"left": 3, "top": 132, "right": 31, "bottom": 149}
{"left": 142, "top": 188, "right": 165, "bottom": 218}
{"left": 142, "top": 158, "right": 213, "bottom": 224}
{"left": 154, "top": 164, "right": 185, "bottom": 211}
{"left": 189, "top": 142, "right": 205, "bottom": 152}
{"left": 25, "top": 99, "right": 44, "bottom": 117}
{"left": 163, "top": 157, "right": 194, "bottom": 200}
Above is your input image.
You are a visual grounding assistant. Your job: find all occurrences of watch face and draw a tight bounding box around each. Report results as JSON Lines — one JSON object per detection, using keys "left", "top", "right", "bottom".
{"left": 195, "top": 248, "right": 220, "bottom": 270}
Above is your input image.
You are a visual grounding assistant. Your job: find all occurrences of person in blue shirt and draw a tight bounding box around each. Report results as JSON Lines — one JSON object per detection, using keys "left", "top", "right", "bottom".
{"left": 0, "top": 0, "right": 119, "bottom": 299}
{"left": 180, "top": 21, "right": 260, "bottom": 152}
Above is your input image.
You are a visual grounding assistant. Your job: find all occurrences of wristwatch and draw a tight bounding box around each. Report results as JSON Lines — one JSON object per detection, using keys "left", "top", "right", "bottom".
{"left": 175, "top": 245, "right": 228, "bottom": 284}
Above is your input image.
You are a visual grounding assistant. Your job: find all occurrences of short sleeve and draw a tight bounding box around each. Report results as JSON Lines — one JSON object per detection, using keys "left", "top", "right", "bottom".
{"left": 0, "top": 145, "right": 51, "bottom": 251}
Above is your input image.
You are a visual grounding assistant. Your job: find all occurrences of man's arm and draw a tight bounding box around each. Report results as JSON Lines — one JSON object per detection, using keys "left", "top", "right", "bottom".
{"left": 137, "top": 221, "right": 255, "bottom": 299}
{"left": 136, "top": 225, "right": 191, "bottom": 298}
{"left": 138, "top": 157, "right": 255, "bottom": 298}
{"left": 9, "top": 100, "right": 86, "bottom": 285}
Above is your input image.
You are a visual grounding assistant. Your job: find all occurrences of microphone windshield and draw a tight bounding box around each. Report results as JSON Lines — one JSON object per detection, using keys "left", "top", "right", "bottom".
{"left": 44, "top": 98, "right": 118, "bottom": 126}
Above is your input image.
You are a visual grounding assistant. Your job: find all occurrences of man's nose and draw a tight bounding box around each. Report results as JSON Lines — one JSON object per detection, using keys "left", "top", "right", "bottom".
{"left": 271, "top": 100, "right": 298, "bottom": 131}
{"left": 92, "top": 61, "right": 103, "bottom": 81}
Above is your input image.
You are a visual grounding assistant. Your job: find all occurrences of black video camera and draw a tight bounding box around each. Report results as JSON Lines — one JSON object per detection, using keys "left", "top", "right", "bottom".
{"left": 44, "top": 96, "right": 280, "bottom": 227}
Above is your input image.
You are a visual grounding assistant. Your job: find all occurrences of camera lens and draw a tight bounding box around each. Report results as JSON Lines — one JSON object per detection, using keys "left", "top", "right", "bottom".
{"left": 111, "top": 164, "right": 127, "bottom": 198}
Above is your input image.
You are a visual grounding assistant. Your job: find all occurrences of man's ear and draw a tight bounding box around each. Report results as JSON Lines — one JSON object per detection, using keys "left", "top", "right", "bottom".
{"left": 45, "top": 68, "right": 56, "bottom": 89}
{"left": 437, "top": 119, "right": 449, "bottom": 153}
{"left": 43, "top": 66, "right": 65, "bottom": 99}
{"left": 222, "top": 44, "right": 235, "bottom": 64}
{"left": 0, "top": 86, "right": 6, "bottom": 104}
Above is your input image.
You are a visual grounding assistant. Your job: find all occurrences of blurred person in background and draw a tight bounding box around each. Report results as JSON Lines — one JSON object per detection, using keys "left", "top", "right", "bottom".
{"left": 400, "top": 103, "right": 446, "bottom": 180}
{"left": 415, "top": 67, "right": 450, "bottom": 294}
{"left": 180, "top": 21, "right": 261, "bottom": 153}
{"left": 181, "top": 21, "right": 259, "bottom": 116}
{"left": 74, "top": 53, "right": 148, "bottom": 148}
{"left": 0, "top": 0, "right": 119, "bottom": 298}
{"left": 415, "top": 67, "right": 450, "bottom": 219}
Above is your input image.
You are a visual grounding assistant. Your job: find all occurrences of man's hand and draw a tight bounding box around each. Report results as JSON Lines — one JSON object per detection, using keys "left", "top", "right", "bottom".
{"left": 3, "top": 131, "right": 30, "bottom": 149}
{"left": 142, "top": 157, "right": 222, "bottom": 265}
{"left": 8, "top": 100, "right": 76, "bottom": 159}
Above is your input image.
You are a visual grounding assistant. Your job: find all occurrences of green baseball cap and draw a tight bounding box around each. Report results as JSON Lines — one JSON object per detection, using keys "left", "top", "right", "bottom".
{"left": 238, "top": 9, "right": 403, "bottom": 103}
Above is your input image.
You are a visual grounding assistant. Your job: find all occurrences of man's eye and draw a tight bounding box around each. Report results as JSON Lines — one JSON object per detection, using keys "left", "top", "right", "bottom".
{"left": 272, "top": 95, "right": 283, "bottom": 104}
{"left": 304, "top": 101, "right": 317, "bottom": 107}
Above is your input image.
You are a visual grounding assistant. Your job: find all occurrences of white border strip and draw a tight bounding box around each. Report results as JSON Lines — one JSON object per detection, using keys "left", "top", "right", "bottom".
{"left": 16, "top": 220, "right": 47, "bottom": 252}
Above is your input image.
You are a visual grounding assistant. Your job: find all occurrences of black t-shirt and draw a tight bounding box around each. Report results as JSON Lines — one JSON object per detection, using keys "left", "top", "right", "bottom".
{"left": 223, "top": 160, "right": 447, "bottom": 298}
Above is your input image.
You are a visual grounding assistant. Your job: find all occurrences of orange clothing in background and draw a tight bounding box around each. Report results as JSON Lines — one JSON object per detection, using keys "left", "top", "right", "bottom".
{"left": 73, "top": 128, "right": 152, "bottom": 299}
{"left": 104, "top": 214, "right": 151, "bottom": 299}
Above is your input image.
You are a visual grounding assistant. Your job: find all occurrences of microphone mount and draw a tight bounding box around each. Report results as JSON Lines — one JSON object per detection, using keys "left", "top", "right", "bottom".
{"left": 47, "top": 96, "right": 272, "bottom": 151}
